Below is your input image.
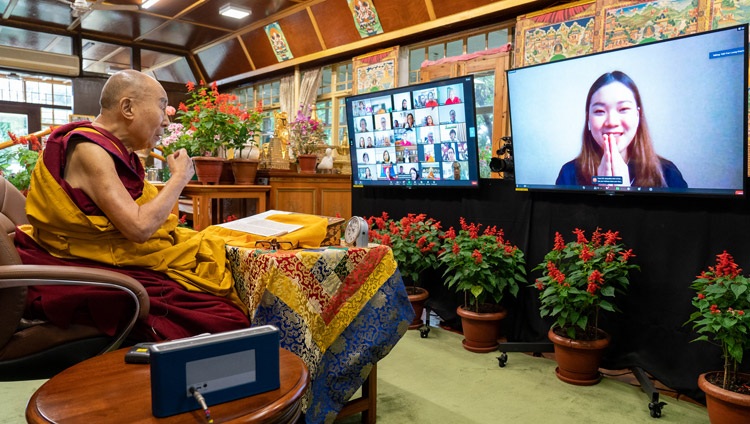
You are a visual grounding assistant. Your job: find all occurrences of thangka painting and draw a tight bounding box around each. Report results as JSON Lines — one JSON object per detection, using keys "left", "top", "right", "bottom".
{"left": 348, "top": 0, "right": 384, "bottom": 38}
{"left": 710, "top": 0, "right": 750, "bottom": 28}
{"left": 352, "top": 47, "right": 398, "bottom": 94}
{"left": 265, "top": 22, "right": 293, "bottom": 62}
{"left": 514, "top": 1, "right": 597, "bottom": 68}
{"left": 600, "top": 0, "right": 703, "bottom": 51}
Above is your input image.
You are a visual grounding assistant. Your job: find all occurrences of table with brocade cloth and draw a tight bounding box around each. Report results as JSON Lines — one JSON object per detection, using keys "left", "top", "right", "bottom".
{"left": 225, "top": 243, "right": 414, "bottom": 424}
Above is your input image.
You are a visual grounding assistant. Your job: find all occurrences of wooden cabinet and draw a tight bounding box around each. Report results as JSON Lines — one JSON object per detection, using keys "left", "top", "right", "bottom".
{"left": 257, "top": 170, "right": 351, "bottom": 218}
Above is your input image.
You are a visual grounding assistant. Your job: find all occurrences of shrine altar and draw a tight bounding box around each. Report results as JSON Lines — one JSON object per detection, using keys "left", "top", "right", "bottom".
{"left": 225, "top": 244, "right": 414, "bottom": 424}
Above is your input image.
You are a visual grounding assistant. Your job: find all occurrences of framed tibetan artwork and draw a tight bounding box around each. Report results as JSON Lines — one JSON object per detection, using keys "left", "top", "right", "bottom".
{"left": 599, "top": 0, "right": 707, "bottom": 51}
{"left": 514, "top": 0, "right": 597, "bottom": 68}
{"left": 352, "top": 46, "right": 399, "bottom": 95}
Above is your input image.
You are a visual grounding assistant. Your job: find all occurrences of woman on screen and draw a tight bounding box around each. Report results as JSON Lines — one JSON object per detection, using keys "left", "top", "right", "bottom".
{"left": 409, "top": 167, "right": 419, "bottom": 181}
{"left": 556, "top": 71, "right": 687, "bottom": 188}
{"left": 404, "top": 113, "right": 415, "bottom": 129}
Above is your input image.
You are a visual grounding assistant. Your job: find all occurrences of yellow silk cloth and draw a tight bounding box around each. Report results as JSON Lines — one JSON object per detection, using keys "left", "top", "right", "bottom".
{"left": 202, "top": 213, "right": 329, "bottom": 249}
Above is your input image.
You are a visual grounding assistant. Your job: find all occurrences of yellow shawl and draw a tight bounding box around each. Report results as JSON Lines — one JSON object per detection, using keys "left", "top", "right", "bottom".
{"left": 22, "top": 152, "right": 328, "bottom": 314}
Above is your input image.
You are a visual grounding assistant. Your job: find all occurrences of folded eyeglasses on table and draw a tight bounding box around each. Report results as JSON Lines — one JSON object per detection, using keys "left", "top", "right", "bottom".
{"left": 254, "top": 238, "right": 299, "bottom": 251}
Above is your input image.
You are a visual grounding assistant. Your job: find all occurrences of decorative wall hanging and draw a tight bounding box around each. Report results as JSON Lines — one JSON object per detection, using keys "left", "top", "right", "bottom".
{"left": 352, "top": 46, "right": 398, "bottom": 94}
{"left": 514, "top": 0, "right": 597, "bottom": 68}
{"left": 710, "top": 0, "right": 750, "bottom": 29}
{"left": 348, "top": 0, "right": 384, "bottom": 38}
{"left": 600, "top": 0, "right": 704, "bottom": 51}
{"left": 265, "top": 22, "right": 293, "bottom": 62}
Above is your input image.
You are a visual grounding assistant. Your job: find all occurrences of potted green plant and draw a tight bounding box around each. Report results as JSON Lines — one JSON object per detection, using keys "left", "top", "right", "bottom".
{"left": 685, "top": 251, "right": 750, "bottom": 423}
{"left": 439, "top": 218, "right": 526, "bottom": 352}
{"left": 171, "top": 80, "right": 254, "bottom": 183}
{"left": 225, "top": 101, "right": 263, "bottom": 184}
{"left": 0, "top": 132, "right": 43, "bottom": 195}
{"left": 288, "top": 104, "right": 325, "bottom": 173}
{"left": 532, "top": 228, "right": 638, "bottom": 385}
{"left": 367, "top": 212, "right": 443, "bottom": 331}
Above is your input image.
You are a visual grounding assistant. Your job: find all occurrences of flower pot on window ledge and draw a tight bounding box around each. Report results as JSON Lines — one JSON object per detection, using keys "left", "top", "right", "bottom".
{"left": 298, "top": 154, "right": 318, "bottom": 174}
{"left": 192, "top": 157, "right": 223, "bottom": 184}
{"left": 230, "top": 158, "right": 259, "bottom": 185}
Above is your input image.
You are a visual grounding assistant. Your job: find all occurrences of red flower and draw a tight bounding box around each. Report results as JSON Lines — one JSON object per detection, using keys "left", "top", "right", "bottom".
{"left": 619, "top": 249, "right": 635, "bottom": 262}
{"left": 603, "top": 230, "right": 621, "bottom": 246}
{"left": 573, "top": 228, "right": 588, "bottom": 244}
{"left": 587, "top": 269, "right": 604, "bottom": 294}
{"left": 452, "top": 242, "right": 460, "bottom": 255}
{"left": 715, "top": 250, "right": 742, "bottom": 278}
{"left": 579, "top": 245, "right": 594, "bottom": 262}
{"left": 472, "top": 249, "right": 483, "bottom": 264}
{"left": 553, "top": 232, "right": 565, "bottom": 251}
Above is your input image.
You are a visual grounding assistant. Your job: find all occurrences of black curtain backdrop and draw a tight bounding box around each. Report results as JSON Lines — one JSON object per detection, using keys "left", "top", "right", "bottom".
{"left": 352, "top": 178, "right": 750, "bottom": 401}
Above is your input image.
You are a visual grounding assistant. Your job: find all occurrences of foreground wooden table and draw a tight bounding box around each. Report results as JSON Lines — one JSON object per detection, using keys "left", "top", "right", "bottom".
{"left": 27, "top": 347, "right": 308, "bottom": 423}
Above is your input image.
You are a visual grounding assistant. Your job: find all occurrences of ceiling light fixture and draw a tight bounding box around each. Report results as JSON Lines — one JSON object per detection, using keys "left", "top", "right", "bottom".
{"left": 219, "top": 3, "right": 251, "bottom": 19}
{"left": 141, "top": 0, "right": 160, "bottom": 9}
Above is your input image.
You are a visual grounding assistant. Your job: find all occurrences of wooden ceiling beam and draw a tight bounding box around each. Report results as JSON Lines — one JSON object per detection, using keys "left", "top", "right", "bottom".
{"left": 217, "top": 0, "right": 537, "bottom": 86}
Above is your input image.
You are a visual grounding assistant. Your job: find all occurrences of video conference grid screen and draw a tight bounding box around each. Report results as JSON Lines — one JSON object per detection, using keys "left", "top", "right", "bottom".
{"left": 347, "top": 76, "right": 479, "bottom": 188}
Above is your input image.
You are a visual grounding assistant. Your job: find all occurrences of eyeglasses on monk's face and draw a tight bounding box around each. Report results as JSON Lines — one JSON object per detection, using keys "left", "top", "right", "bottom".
{"left": 254, "top": 238, "right": 298, "bottom": 251}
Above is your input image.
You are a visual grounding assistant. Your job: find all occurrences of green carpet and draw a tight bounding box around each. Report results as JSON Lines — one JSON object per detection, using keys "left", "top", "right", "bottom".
{"left": 339, "top": 326, "right": 709, "bottom": 424}
{"left": 0, "top": 327, "right": 709, "bottom": 423}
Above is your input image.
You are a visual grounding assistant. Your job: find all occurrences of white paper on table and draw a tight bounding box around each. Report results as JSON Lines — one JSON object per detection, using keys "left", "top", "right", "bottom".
{"left": 213, "top": 210, "right": 302, "bottom": 237}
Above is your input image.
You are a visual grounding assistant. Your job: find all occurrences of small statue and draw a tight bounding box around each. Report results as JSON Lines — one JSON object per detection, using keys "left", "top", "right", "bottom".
{"left": 274, "top": 111, "right": 290, "bottom": 159}
{"left": 318, "top": 148, "right": 334, "bottom": 173}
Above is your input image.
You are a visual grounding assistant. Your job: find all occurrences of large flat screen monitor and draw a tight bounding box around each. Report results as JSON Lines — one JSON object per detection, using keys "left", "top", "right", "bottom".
{"left": 507, "top": 24, "right": 748, "bottom": 197}
{"left": 345, "top": 75, "right": 480, "bottom": 188}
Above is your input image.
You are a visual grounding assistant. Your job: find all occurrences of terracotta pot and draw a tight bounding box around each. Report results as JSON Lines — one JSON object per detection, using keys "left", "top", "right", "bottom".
{"left": 298, "top": 154, "right": 318, "bottom": 174}
{"left": 547, "top": 327, "right": 610, "bottom": 386}
{"left": 406, "top": 286, "right": 429, "bottom": 330}
{"left": 231, "top": 159, "right": 259, "bottom": 185}
{"left": 698, "top": 372, "right": 750, "bottom": 424}
{"left": 219, "top": 159, "right": 234, "bottom": 184}
{"left": 192, "top": 157, "right": 223, "bottom": 184}
{"left": 456, "top": 305, "right": 507, "bottom": 353}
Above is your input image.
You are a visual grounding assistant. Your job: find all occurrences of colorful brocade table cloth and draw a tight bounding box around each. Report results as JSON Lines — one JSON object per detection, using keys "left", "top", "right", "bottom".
{"left": 225, "top": 244, "right": 414, "bottom": 424}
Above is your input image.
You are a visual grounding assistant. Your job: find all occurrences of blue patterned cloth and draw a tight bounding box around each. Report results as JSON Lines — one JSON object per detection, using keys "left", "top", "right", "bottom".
{"left": 253, "top": 270, "right": 413, "bottom": 424}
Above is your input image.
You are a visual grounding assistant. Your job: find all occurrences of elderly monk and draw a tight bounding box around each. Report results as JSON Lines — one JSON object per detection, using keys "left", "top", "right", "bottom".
{"left": 14, "top": 70, "right": 250, "bottom": 341}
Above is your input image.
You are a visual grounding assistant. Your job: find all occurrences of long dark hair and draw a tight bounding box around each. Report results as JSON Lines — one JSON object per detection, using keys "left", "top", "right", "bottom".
{"left": 576, "top": 71, "right": 666, "bottom": 187}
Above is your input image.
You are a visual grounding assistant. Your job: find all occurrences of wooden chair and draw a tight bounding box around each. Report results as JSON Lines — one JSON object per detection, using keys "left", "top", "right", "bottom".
{"left": 0, "top": 176, "right": 150, "bottom": 381}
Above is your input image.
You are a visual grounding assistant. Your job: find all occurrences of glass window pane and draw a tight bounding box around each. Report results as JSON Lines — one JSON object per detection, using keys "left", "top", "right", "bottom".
{"left": 25, "top": 81, "right": 39, "bottom": 104}
{"left": 474, "top": 73, "right": 495, "bottom": 108}
{"left": 467, "top": 34, "right": 485, "bottom": 54}
{"left": 316, "top": 100, "right": 332, "bottom": 145}
{"left": 39, "top": 82, "right": 52, "bottom": 104}
{"left": 8, "top": 79, "right": 23, "bottom": 102}
{"left": 271, "top": 81, "right": 280, "bottom": 106}
{"left": 446, "top": 40, "right": 463, "bottom": 58}
{"left": 319, "top": 66, "right": 332, "bottom": 95}
{"left": 427, "top": 44, "right": 444, "bottom": 62}
{"left": 488, "top": 30, "right": 509, "bottom": 49}
{"left": 336, "top": 63, "right": 352, "bottom": 92}
{"left": 409, "top": 48, "right": 424, "bottom": 73}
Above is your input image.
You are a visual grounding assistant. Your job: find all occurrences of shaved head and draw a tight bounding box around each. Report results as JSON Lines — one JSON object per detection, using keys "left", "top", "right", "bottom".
{"left": 99, "top": 69, "right": 160, "bottom": 110}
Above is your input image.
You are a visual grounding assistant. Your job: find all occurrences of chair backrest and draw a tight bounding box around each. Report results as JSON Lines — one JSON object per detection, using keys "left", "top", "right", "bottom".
{"left": 0, "top": 176, "right": 27, "bottom": 349}
{"left": 0, "top": 176, "right": 28, "bottom": 239}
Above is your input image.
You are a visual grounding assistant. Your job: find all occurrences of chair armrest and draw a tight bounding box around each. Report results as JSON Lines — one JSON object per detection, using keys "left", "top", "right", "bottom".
{"left": 0, "top": 264, "right": 150, "bottom": 352}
